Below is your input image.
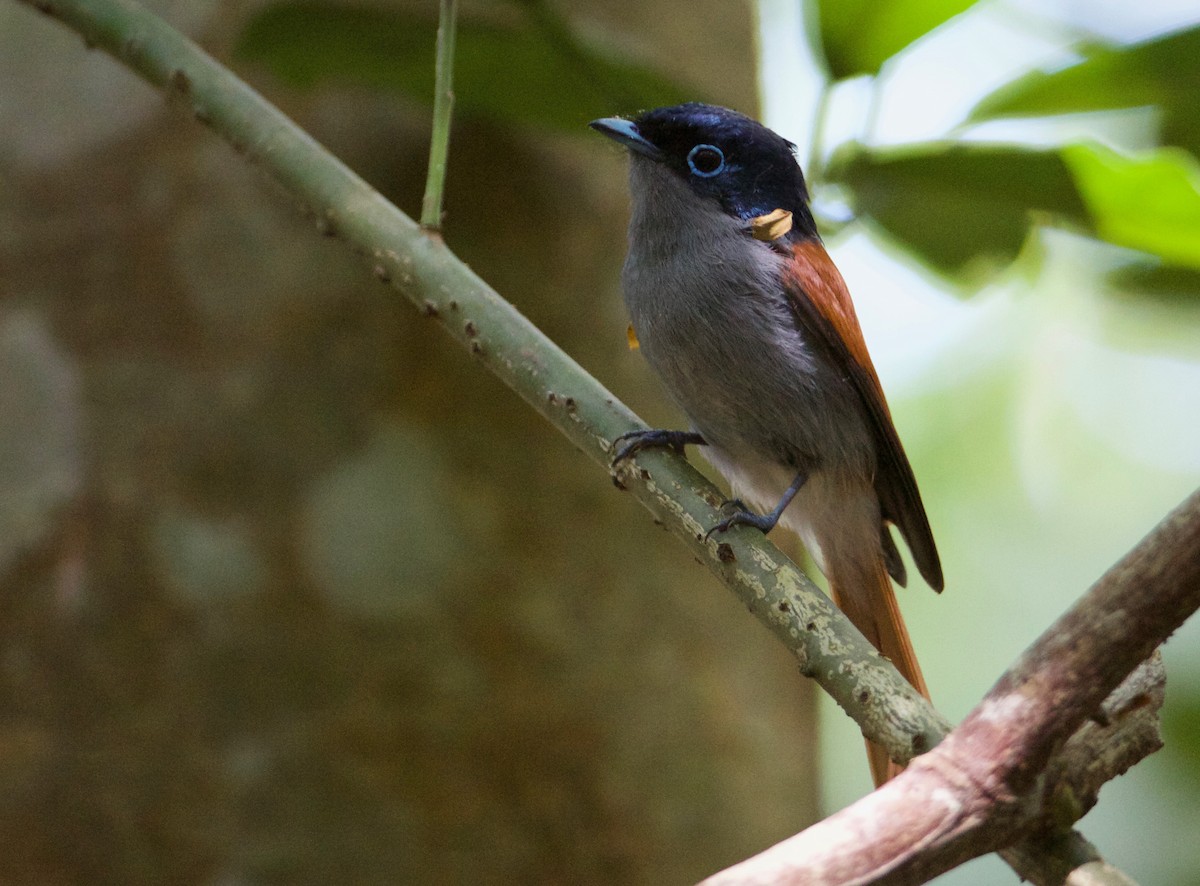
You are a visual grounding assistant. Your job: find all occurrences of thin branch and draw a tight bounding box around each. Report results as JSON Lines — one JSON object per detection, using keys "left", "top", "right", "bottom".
{"left": 421, "top": 0, "right": 458, "bottom": 231}
{"left": 17, "top": 3, "right": 1173, "bottom": 884}
{"left": 805, "top": 83, "right": 833, "bottom": 185}
{"left": 705, "top": 488, "right": 1200, "bottom": 885}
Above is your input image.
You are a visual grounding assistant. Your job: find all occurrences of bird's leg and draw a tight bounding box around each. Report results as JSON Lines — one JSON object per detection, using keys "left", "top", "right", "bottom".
{"left": 611, "top": 429, "right": 705, "bottom": 466}
{"left": 705, "top": 471, "right": 807, "bottom": 540}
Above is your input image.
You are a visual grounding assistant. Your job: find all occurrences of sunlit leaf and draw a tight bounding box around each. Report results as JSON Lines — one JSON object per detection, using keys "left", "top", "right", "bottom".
{"left": 815, "top": 0, "right": 981, "bottom": 80}
{"left": 969, "top": 26, "right": 1200, "bottom": 152}
{"left": 235, "top": 1, "right": 694, "bottom": 132}
{"left": 1065, "top": 144, "right": 1200, "bottom": 269}
{"left": 827, "top": 142, "right": 1088, "bottom": 277}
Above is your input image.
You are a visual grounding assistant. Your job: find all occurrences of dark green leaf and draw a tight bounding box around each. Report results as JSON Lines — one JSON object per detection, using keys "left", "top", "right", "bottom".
{"left": 969, "top": 26, "right": 1200, "bottom": 153}
{"left": 827, "top": 141, "right": 1200, "bottom": 279}
{"left": 826, "top": 142, "right": 1088, "bottom": 277}
{"left": 815, "top": 0, "right": 981, "bottom": 80}
{"left": 235, "top": 1, "right": 694, "bottom": 132}
{"left": 1108, "top": 263, "right": 1200, "bottom": 299}
{"left": 1064, "top": 144, "right": 1200, "bottom": 269}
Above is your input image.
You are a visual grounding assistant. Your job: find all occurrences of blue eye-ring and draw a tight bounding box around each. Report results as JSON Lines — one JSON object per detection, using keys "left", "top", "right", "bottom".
{"left": 687, "top": 144, "right": 725, "bottom": 177}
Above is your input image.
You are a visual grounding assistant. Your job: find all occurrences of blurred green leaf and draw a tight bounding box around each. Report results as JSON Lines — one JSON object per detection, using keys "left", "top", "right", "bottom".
{"left": 827, "top": 143, "right": 1088, "bottom": 277}
{"left": 828, "top": 141, "right": 1200, "bottom": 280}
{"left": 235, "top": 1, "right": 694, "bottom": 131}
{"left": 815, "top": 0, "right": 981, "bottom": 80}
{"left": 1065, "top": 144, "right": 1200, "bottom": 269}
{"left": 969, "top": 26, "right": 1200, "bottom": 153}
{"left": 1108, "top": 263, "right": 1200, "bottom": 298}
{"left": 1163, "top": 683, "right": 1200, "bottom": 771}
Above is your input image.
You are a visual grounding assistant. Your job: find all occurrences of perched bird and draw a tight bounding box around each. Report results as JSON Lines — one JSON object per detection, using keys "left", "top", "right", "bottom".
{"left": 591, "top": 103, "right": 943, "bottom": 786}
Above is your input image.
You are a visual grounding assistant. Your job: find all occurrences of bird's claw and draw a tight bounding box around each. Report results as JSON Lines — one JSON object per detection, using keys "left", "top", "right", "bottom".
{"left": 703, "top": 506, "right": 778, "bottom": 541}
{"left": 611, "top": 429, "right": 703, "bottom": 467}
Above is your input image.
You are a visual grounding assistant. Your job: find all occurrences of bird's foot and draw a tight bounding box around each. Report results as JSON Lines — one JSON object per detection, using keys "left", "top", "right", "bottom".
{"left": 611, "top": 429, "right": 705, "bottom": 466}
{"left": 704, "top": 505, "right": 779, "bottom": 540}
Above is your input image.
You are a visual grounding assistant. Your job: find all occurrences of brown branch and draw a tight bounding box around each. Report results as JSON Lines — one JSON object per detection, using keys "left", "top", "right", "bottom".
{"left": 704, "top": 487, "right": 1200, "bottom": 886}
{"left": 998, "top": 654, "right": 1164, "bottom": 886}
{"left": 1041, "top": 654, "right": 1165, "bottom": 825}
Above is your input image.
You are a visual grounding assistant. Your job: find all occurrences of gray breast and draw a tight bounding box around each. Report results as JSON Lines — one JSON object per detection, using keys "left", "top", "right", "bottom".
{"left": 620, "top": 158, "right": 873, "bottom": 475}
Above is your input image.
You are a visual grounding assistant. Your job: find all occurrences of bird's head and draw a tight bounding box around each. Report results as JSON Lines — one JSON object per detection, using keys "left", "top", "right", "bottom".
{"left": 590, "top": 103, "right": 816, "bottom": 238}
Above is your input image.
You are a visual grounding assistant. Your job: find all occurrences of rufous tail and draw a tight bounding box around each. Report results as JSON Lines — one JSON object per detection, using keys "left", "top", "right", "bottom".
{"left": 829, "top": 552, "right": 930, "bottom": 787}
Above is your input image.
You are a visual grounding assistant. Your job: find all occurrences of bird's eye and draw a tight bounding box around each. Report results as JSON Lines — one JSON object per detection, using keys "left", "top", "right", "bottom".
{"left": 687, "top": 144, "right": 725, "bottom": 177}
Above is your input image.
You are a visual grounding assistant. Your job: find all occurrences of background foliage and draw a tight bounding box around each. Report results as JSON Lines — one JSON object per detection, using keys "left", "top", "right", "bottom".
{"left": 1, "top": 0, "right": 1198, "bottom": 883}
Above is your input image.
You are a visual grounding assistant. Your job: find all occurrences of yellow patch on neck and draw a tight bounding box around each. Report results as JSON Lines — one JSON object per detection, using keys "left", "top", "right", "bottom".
{"left": 626, "top": 323, "right": 640, "bottom": 350}
{"left": 750, "top": 208, "right": 793, "bottom": 242}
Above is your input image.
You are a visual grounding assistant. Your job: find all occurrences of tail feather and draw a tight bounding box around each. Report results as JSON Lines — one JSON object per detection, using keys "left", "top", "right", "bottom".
{"left": 829, "top": 552, "right": 930, "bottom": 787}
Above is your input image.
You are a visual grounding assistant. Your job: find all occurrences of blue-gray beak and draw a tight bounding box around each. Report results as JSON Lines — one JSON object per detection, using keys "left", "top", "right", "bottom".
{"left": 589, "top": 117, "right": 664, "bottom": 161}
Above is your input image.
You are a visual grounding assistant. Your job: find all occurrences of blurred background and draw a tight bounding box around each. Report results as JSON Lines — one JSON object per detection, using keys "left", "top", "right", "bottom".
{"left": 1, "top": 0, "right": 1198, "bottom": 883}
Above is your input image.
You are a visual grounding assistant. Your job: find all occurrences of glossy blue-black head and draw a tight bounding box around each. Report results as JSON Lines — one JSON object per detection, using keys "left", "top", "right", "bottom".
{"left": 590, "top": 103, "right": 817, "bottom": 237}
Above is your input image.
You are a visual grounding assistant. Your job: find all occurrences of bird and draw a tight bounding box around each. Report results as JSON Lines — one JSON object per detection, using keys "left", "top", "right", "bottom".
{"left": 590, "top": 103, "right": 943, "bottom": 786}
